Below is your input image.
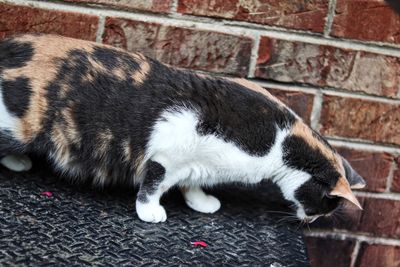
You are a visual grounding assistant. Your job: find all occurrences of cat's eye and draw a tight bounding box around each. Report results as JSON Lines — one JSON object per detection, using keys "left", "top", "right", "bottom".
{"left": 323, "top": 193, "right": 337, "bottom": 200}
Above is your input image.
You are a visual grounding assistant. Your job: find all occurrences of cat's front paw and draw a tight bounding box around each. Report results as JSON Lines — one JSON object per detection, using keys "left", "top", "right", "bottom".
{"left": 136, "top": 200, "right": 167, "bottom": 223}
{"left": 185, "top": 194, "right": 221, "bottom": 214}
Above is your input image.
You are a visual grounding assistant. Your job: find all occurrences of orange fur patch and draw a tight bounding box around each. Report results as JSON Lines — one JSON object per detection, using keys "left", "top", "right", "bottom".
{"left": 134, "top": 151, "right": 146, "bottom": 177}
{"left": 3, "top": 35, "right": 96, "bottom": 143}
{"left": 132, "top": 54, "right": 150, "bottom": 85}
{"left": 121, "top": 138, "right": 145, "bottom": 177}
{"left": 51, "top": 122, "right": 71, "bottom": 167}
{"left": 61, "top": 106, "right": 81, "bottom": 146}
{"left": 96, "top": 129, "right": 113, "bottom": 157}
{"left": 121, "top": 139, "right": 132, "bottom": 163}
{"left": 229, "top": 78, "right": 286, "bottom": 107}
{"left": 94, "top": 167, "right": 109, "bottom": 186}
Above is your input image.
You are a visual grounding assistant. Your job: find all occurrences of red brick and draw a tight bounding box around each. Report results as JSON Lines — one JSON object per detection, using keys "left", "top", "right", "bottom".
{"left": 0, "top": 3, "right": 98, "bottom": 41}
{"left": 305, "top": 236, "right": 355, "bottom": 267}
{"left": 178, "top": 0, "right": 328, "bottom": 33}
{"left": 62, "top": 0, "right": 172, "bottom": 13}
{"left": 335, "top": 147, "right": 394, "bottom": 193}
{"left": 319, "top": 95, "right": 400, "bottom": 146}
{"left": 103, "top": 18, "right": 253, "bottom": 76}
{"left": 268, "top": 88, "right": 314, "bottom": 124}
{"left": 312, "top": 197, "right": 400, "bottom": 239}
{"left": 355, "top": 243, "right": 400, "bottom": 267}
{"left": 255, "top": 37, "right": 400, "bottom": 98}
{"left": 332, "top": 0, "right": 400, "bottom": 44}
{"left": 391, "top": 157, "right": 400, "bottom": 192}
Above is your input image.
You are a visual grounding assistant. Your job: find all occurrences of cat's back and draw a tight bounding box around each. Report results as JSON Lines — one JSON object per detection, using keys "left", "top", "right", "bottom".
{"left": 0, "top": 34, "right": 157, "bottom": 95}
{"left": 0, "top": 34, "right": 297, "bottom": 186}
{"left": 0, "top": 34, "right": 172, "bottom": 141}
{"left": 0, "top": 34, "right": 174, "bottom": 183}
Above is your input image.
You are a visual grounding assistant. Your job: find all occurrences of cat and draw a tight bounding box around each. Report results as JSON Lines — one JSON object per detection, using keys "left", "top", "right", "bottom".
{"left": 0, "top": 34, "right": 365, "bottom": 223}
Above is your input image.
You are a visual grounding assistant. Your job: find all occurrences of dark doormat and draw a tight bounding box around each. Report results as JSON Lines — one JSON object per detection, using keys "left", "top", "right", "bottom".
{"left": 0, "top": 161, "right": 309, "bottom": 267}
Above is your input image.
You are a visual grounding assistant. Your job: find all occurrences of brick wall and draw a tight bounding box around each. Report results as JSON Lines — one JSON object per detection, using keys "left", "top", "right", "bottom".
{"left": 1, "top": 0, "right": 399, "bottom": 266}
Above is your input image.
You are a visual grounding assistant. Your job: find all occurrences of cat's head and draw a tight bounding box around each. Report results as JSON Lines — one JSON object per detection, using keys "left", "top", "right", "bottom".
{"left": 279, "top": 122, "right": 365, "bottom": 222}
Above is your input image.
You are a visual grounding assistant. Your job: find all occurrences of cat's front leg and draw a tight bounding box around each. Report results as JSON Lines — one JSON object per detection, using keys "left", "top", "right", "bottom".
{"left": 136, "top": 160, "right": 170, "bottom": 223}
{"left": 181, "top": 186, "right": 221, "bottom": 214}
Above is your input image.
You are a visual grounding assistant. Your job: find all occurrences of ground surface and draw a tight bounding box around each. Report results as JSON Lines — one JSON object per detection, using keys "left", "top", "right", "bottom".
{"left": 0, "top": 161, "right": 309, "bottom": 266}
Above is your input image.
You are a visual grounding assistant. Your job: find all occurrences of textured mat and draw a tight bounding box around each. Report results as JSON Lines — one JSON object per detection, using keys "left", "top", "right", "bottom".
{"left": 0, "top": 160, "right": 309, "bottom": 267}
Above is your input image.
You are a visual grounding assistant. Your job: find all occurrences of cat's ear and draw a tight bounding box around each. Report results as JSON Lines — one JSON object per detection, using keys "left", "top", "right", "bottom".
{"left": 342, "top": 157, "right": 366, "bottom": 189}
{"left": 330, "top": 176, "right": 363, "bottom": 210}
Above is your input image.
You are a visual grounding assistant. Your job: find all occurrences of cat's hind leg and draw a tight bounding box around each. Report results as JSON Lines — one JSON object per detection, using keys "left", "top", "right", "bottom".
{"left": 181, "top": 186, "right": 221, "bottom": 214}
{"left": 0, "top": 154, "right": 32, "bottom": 172}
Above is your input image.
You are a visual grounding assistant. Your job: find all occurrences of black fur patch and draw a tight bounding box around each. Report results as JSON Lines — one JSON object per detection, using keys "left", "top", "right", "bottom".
{"left": 91, "top": 46, "right": 140, "bottom": 70}
{"left": 2, "top": 77, "right": 32, "bottom": 117}
{"left": 283, "top": 135, "right": 342, "bottom": 216}
{"left": 196, "top": 78, "right": 296, "bottom": 156}
{"left": 295, "top": 179, "right": 341, "bottom": 216}
{"left": 0, "top": 39, "right": 34, "bottom": 70}
{"left": 282, "top": 135, "right": 339, "bottom": 186}
{"left": 137, "top": 161, "right": 166, "bottom": 203}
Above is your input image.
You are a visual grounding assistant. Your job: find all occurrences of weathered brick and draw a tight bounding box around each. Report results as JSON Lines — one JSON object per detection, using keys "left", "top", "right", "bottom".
{"left": 305, "top": 237, "right": 355, "bottom": 267}
{"left": 391, "top": 157, "right": 400, "bottom": 192}
{"left": 319, "top": 95, "right": 400, "bottom": 146}
{"left": 312, "top": 197, "right": 400, "bottom": 239}
{"left": 355, "top": 243, "right": 400, "bottom": 267}
{"left": 256, "top": 37, "right": 400, "bottom": 98}
{"left": 332, "top": 0, "right": 400, "bottom": 44}
{"left": 103, "top": 18, "right": 253, "bottom": 76}
{"left": 62, "top": 0, "right": 172, "bottom": 13}
{"left": 335, "top": 147, "right": 394, "bottom": 193}
{"left": 178, "top": 0, "right": 328, "bottom": 33}
{"left": 268, "top": 88, "right": 314, "bottom": 124}
{"left": 0, "top": 3, "right": 98, "bottom": 41}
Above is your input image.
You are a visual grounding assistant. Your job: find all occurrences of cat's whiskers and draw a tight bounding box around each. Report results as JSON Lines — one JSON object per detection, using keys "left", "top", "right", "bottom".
{"left": 276, "top": 214, "right": 299, "bottom": 228}
{"left": 265, "top": 210, "right": 294, "bottom": 215}
{"left": 305, "top": 221, "right": 311, "bottom": 231}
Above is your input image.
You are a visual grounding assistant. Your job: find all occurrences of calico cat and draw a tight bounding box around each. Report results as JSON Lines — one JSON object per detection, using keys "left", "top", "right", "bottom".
{"left": 0, "top": 34, "right": 365, "bottom": 223}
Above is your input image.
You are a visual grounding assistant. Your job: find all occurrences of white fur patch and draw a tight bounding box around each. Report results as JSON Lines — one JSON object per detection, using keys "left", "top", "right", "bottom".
{"left": 0, "top": 78, "right": 18, "bottom": 133}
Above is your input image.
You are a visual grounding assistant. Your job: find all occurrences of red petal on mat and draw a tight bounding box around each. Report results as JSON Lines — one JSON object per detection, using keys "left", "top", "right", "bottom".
{"left": 191, "top": 241, "right": 207, "bottom": 247}
{"left": 41, "top": 191, "right": 53, "bottom": 197}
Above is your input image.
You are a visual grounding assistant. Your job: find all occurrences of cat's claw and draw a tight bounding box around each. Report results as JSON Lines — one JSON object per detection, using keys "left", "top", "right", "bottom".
{"left": 136, "top": 200, "right": 167, "bottom": 223}
{"left": 0, "top": 154, "right": 32, "bottom": 172}
{"left": 183, "top": 188, "right": 221, "bottom": 214}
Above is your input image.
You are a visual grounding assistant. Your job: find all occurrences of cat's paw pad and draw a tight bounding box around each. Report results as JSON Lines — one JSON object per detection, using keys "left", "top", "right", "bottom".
{"left": 136, "top": 201, "right": 167, "bottom": 223}
{"left": 186, "top": 194, "right": 221, "bottom": 214}
{"left": 0, "top": 155, "right": 32, "bottom": 172}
